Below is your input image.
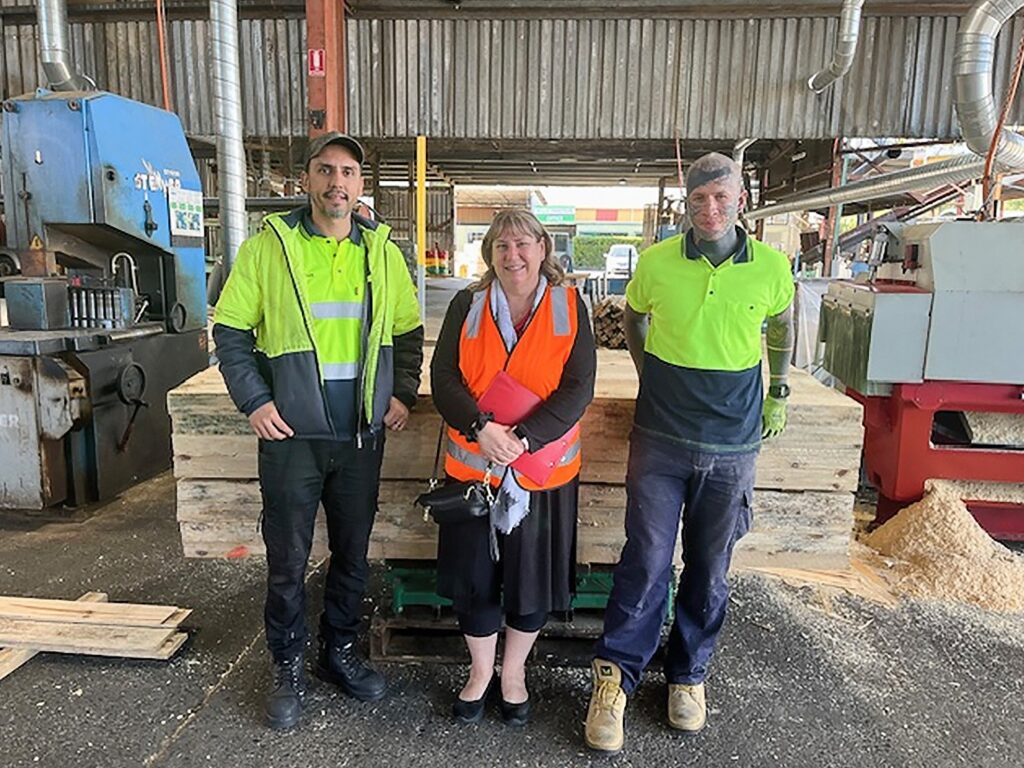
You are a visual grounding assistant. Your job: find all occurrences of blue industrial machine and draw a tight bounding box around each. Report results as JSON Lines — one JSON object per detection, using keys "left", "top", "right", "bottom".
{"left": 0, "top": 90, "right": 208, "bottom": 510}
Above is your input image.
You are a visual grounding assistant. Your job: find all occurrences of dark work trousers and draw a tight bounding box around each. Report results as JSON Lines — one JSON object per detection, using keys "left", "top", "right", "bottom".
{"left": 594, "top": 429, "right": 756, "bottom": 693}
{"left": 258, "top": 435, "right": 385, "bottom": 661}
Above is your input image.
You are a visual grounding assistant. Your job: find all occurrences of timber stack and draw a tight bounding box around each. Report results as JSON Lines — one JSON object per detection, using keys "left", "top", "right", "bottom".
{"left": 168, "top": 349, "right": 862, "bottom": 570}
{"left": 592, "top": 296, "right": 628, "bottom": 349}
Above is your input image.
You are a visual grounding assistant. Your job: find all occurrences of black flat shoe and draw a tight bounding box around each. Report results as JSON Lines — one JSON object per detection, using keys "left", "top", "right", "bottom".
{"left": 452, "top": 675, "right": 496, "bottom": 724}
{"left": 500, "top": 697, "right": 531, "bottom": 727}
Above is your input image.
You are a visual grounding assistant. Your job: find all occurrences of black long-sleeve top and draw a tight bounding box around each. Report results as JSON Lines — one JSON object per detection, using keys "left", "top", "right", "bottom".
{"left": 431, "top": 286, "right": 597, "bottom": 451}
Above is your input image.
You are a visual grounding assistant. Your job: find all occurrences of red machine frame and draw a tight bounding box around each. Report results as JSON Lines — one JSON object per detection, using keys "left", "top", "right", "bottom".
{"left": 850, "top": 381, "right": 1024, "bottom": 540}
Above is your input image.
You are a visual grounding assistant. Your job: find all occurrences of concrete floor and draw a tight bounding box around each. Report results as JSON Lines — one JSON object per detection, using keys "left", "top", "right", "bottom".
{"left": 2, "top": 472, "right": 1024, "bottom": 768}
{"left": 3, "top": 279, "right": 1024, "bottom": 767}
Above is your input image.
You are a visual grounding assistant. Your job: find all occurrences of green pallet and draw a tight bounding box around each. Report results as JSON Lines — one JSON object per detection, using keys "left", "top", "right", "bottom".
{"left": 386, "top": 563, "right": 677, "bottom": 618}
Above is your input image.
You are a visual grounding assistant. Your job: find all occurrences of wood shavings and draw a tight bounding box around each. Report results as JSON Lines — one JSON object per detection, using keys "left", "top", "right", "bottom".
{"left": 865, "top": 481, "right": 1024, "bottom": 614}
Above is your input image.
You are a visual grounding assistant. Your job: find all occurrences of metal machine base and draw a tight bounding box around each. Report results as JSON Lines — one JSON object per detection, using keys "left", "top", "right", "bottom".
{"left": 854, "top": 381, "right": 1024, "bottom": 539}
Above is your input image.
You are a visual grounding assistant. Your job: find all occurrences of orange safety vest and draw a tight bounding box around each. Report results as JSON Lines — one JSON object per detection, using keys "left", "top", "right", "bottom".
{"left": 445, "top": 283, "right": 581, "bottom": 492}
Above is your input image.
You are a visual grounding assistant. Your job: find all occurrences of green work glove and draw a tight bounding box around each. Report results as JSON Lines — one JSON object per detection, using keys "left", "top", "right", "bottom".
{"left": 761, "top": 396, "right": 788, "bottom": 440}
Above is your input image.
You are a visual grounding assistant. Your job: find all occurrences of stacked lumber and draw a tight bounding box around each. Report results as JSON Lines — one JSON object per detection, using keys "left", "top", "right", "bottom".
{"left": 0, "top": 593, "right": 190, "bottom": 681}
{"left": 170, "top": 348, "right": 862, "bottom": 570}
{"left": 592, "top": 296, "right": 627, "bottom": 349}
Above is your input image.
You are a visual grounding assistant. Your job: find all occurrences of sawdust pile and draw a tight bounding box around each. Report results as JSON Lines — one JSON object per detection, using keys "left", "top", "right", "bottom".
{"left": 865, "top": 481, "right": 1024, "bottom": 614}
{"left": 964, "top": 411, "right": 1024, "bottom": 446}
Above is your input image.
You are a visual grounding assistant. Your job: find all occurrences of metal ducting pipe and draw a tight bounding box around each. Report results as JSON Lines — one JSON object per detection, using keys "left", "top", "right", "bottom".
{"left": 746, "top": 155, "right": 984, "bottom": 220}
{"left": 208, "top": 0, "right": 248, "bottom": 304}
{"left": 954, "top": 0, "right": 1024, "bottom": 168}
{"left": 38, "top": 0, "right": 92, "bottom": 91}
{"left": 751, "top": 0, "right": 1024, "bottom": 220}
{"left": 733, "top": 138, "right": 757, "bottom": 167}
{"left": 808, "top": 0, "right": 865, "bottom": 94}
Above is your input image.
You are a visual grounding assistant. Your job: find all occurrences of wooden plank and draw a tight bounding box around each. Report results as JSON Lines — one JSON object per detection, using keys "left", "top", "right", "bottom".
{"left": 0, "top": 597, "right": 190, "bottom": 628}
{"left": 0, "top": 618, "right": 181, "bottom": 659}
{"left": 0, "top": 592, "right": 107, "bottom": 682}
{"left": 170, "top": 351, "right": 862, "bottom": 492}
{"left": 173, "top": 399, "right": 862, "bottom": 492}
{"left": 179, "top": 478, "right": 852, "bottom": 569}
{"left": 168, "top": 349, "right": 860, "bottom": 413}
{"left": 153, "top": 632, "right": 189, "bottom": 660}
{"left": 745, "top": 560, "right": 898, "bottom": 607}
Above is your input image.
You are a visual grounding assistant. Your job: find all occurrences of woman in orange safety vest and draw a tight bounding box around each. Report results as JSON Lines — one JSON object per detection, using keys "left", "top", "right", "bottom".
{"left": 431, "top": 209, "right": 596, "bottom": 727}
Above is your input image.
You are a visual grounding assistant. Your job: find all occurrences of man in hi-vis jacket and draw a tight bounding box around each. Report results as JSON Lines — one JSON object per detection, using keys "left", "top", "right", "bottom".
{"left": 213, "top": 132, "right": 423, "bottom": 730}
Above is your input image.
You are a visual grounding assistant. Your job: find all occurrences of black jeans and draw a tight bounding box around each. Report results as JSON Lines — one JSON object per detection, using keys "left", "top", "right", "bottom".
{"left": 258, "top": 436, "right": 384, "bottom": 661}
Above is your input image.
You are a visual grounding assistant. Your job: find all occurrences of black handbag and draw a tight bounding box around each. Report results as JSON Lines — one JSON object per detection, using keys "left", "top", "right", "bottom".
{"left": 415, "top": 421, "right": 495, "bottom": 526}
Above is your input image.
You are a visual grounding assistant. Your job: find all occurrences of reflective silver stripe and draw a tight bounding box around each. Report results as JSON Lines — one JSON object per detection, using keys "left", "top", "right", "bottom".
{"left": 558, "top": 438, "right": 581, "bottom": 465}
{"left": 550, "top": 286, "right": 571, "bottom": 336}
{"left": 465, "top": 290, "right": 487, "bottom": 339}
{"left": 448, "top": 440, "right": 499, "bottom": 472}
{"left": 322, "top": 362, "right": 359, "bottom": 380}
{"left": 449, "top": 433, "right": 580, "bottom": 473}
{"left": 311, "top": 301, "right": 363, "bottom": 320}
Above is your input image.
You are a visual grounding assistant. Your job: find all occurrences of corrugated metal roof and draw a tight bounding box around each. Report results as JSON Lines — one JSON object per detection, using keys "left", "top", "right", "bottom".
{"left": 346, "top": 15, "right": 1024, "bottom": 141}
{"left": 1, "top": 12, "right": 1022, "bottom": 142}
{"left": 0, "top": 15, "right": 306, "bottom": 138}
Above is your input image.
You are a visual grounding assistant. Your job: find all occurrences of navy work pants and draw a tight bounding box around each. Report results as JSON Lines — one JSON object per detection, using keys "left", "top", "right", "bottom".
{"left": 258, "top": 436, "right": 384, "bottom": 661}
{"left": 594, "top": 429, "right": 756, "bottom": 692}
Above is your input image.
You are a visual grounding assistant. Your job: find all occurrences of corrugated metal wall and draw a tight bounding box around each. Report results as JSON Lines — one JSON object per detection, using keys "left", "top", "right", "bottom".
{"left": 347, "top": 15, "right": 1024, "bottom": 140}
{"left": 3, "top": 12, "right": 1023, "bottom": 141}
{"left": 0, "top": 15, "right": 306, "bottom": 138}
{"left": 377, "top": 186, "right": 454, "bottom": 252}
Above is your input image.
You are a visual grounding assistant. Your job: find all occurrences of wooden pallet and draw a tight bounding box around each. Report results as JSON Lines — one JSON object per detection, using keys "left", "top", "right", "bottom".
{"left": 0, "top": 592, "right": 191, "bottom": 681}
{"left": 369, "top": 607, "right": 636, "bottom": 667}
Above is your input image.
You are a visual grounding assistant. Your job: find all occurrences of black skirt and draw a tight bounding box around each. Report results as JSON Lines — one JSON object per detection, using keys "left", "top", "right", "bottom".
{"left": 436, "top": 477, "right": 579, "bottom": 616}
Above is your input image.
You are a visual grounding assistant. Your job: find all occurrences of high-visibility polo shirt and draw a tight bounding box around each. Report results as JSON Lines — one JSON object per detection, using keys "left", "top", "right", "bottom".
{"left": 625, "top": 227, "right": 794, "bottom": 451}
{"left": 298, "top": 213, "right": 367, "bottom": 439}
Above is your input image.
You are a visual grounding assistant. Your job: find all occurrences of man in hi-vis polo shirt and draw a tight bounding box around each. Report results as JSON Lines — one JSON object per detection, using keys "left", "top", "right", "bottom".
{"left": 214, "top": 133, "right": 423, "bottom": 729}
{"left": 585, "top": 153, "right": 795, "bottom": 752}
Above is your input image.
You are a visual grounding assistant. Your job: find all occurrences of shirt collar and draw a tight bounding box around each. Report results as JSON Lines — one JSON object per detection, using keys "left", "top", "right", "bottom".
{"left": 683, "top": 226, "right": 750, "bottom": 264}
{"left": 300, "top": 207, "right": 362, "bottom": 246}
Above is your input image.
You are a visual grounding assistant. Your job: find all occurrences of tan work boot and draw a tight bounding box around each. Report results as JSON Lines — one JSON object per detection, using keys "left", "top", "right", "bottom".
{"left": 667, "top": 682, "right": 706, "bottom": 733}
{"left": 584, "top": 659, "right": 627, "bottom": 753}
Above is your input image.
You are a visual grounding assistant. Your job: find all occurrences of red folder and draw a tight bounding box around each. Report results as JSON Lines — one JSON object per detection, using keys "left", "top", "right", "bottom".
{"left": 477, "top": 371, "right": 579, "bottom": 486}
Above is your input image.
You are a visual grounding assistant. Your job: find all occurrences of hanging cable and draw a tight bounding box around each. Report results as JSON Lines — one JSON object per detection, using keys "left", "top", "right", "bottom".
{"left": 981, "top": 29, "right": 1024, "bottom": 216}
{"left": 155, "top": 0, "right": 172, "bottom": 110}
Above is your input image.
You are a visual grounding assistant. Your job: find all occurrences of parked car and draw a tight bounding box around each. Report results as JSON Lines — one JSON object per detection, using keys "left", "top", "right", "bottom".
{"left": 604, "top": 243, "right": 639, "bottom": 278}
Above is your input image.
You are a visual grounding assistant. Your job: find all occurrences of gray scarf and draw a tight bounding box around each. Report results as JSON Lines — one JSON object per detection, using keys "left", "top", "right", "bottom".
{"left": 486, "top": 276, "right": 547, "bottom": 544}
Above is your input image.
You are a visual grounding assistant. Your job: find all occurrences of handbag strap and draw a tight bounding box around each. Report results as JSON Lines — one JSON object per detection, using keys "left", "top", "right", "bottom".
{"left": 430, "top": 419, "right": 446, "bottom": 486}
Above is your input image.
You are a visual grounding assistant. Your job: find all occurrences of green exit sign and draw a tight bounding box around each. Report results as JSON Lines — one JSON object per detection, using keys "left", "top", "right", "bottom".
{"left": 533, "top": 205, "right": 575, "bottom": 224}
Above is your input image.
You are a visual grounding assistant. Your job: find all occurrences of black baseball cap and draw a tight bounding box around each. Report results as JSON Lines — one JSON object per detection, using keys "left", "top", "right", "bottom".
{"left": 304, "top": 132, "right": 365, "bottom": 168}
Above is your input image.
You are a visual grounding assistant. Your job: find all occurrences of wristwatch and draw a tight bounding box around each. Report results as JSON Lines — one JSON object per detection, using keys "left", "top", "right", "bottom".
{"left": 768, "top": 383, "right": 791, "bottom": 399}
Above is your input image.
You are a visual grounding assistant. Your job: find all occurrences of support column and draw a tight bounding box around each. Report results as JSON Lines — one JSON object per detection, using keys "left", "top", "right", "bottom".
{"left": 416, "top": 136, "right": 427, "bottom": 323}
{"left": 306, "top": 0, "right": 346, "bottom": 134}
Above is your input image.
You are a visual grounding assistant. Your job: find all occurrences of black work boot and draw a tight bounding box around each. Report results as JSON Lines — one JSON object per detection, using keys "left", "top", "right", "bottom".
{"left": 265, "top": 653, "right": 307, "bottom": 730}
{"left": 315, "top": 640, "right": 387, "bottom": 702}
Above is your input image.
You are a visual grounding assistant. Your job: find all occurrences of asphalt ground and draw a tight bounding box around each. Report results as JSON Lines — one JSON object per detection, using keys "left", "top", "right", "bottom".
{"left": 2, "top": 471, "right": 1023, "bottom": 768}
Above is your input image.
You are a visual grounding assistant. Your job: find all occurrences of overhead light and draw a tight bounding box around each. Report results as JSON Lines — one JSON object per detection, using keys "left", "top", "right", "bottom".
{"left": 791, "top": 151, "right": 807, "bottom": 162}
{"left": 618, "top": 178, "right": 627, "bottom": 185}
